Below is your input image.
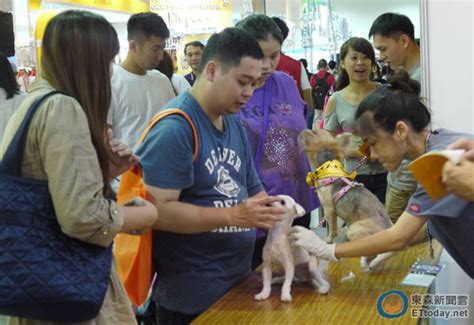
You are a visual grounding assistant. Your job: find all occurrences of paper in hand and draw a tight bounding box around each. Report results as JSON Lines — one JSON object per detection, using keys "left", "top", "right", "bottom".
{"left": 408, "top": 149, "right": 464, "bottom": 200}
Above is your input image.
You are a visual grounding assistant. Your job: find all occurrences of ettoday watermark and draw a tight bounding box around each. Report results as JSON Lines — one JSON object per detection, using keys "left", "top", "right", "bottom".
{"left": 410, "top": 293, "right": 470, "bottom": 319}
{"left": 377, "top": 291, "right": 470, "bottom": 320}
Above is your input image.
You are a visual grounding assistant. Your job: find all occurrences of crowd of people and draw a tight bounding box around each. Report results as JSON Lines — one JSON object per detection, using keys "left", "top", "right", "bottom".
{"left": 0, "top": 8, "right": 472, "bottom": 325}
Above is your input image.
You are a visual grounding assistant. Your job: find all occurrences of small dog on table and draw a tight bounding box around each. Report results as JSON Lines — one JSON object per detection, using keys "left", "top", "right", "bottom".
{"left": 255, "top": 195, "right": 330, "bottom": 303}
{"left": 299, "top": 129, "right": 394, "bottom": 271}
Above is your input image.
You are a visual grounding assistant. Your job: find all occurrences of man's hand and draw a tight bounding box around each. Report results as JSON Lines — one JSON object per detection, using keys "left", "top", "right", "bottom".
{"left": 442, "top": 160, "right": 474, "bottom": 201}
{"left": 447, "top": 138, "right": 474, "bottom": 161}
{"left": 289, "top": 226, "right": 338, "bottom": 261}
{"left": 230, "top": 195, "right": 285, "bottom": 229}
{"left": 107, "top": 128, "right": 138, "bottom": 179}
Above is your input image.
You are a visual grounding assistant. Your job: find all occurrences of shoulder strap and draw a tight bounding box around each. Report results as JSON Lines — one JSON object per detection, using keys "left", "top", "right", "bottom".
{"left": 139, "top": 108, "right": 199, "bottom": 162}
{"left": 1, "top": 91, "right": 63, "bottom": 176}
{"left": 315, "top": 72, "right": 328, "bottom": 87}
{"left": 322, "top": 72, "right": 329, "bottom": 82}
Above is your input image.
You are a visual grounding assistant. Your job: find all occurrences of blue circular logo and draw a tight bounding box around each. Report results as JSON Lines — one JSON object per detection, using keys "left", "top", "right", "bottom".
{"left": 377, "top": 290, "right": 409, "bottom": 319}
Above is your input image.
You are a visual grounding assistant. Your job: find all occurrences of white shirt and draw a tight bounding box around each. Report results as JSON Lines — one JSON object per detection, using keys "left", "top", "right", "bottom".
{"left": 171, "top": 73, "right": 191, "bottom": 95}
{"left": 0, "top": 89, "right": 26, "bottom": 142}
{"left": 300, "top": 63, "right": 311, "bottom": 90}
{"left": 409, "top": 63, "right": 422, "bottom": 84}
{"left": 108, "top": 65, "right": 175, "bottom": 150}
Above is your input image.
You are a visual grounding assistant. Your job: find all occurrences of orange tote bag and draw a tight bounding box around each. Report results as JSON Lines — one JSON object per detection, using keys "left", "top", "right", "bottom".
{"left": 114, "top": 109, "right": 198, "bottom": 306}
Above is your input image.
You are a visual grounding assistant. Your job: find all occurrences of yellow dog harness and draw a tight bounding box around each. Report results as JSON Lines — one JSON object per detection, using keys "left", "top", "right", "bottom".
{"left": 306, "top": 159, "right": 362, "bottom": 204}
{"left": 306, "top": 159, "right": 357, "bottom": 187}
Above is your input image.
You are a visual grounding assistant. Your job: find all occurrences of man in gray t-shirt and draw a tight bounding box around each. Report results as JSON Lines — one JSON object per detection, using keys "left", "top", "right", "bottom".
{"left": 369, "top": 12, "right": 422, "bottom": 222}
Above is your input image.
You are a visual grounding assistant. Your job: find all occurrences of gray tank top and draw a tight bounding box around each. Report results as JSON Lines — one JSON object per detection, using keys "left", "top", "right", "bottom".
{"left": 324, "top": 91, "right": 386, "bottom": 175}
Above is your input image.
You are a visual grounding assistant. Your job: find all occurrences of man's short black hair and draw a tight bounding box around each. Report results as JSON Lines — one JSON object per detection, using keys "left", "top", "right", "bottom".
{"left": 199, "top": 28, "right": 263, "bottom": 73}
{"left": 368, "top": 12, "right": 415, "bottom": 41}
{"left": 127, "top": 12, "right": 169, "bottom": 42}
{"left": 328, "top": 60, "right": 337, "bottom": 70}
{"left": 317, "top": 58, "right": 328, "bottom": 69}
{"left": 184, "top": 41, "right": 205, "bottom": 56}
{"left": 271, "top": 16, "right": 289, "bottom": 41}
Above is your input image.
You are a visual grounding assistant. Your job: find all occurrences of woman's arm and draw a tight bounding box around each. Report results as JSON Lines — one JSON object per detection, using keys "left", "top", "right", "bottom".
{"left": 335, "top": 212, "right": 428, "bottom": 258}
{"left": 39, "top": 96, "right": 154, "bottom": 247}
{"left": 322, "top": 95, "right": 337, "bottom": 136}
{"left": 290, "top": 211, "right": 428, "bottom": 260}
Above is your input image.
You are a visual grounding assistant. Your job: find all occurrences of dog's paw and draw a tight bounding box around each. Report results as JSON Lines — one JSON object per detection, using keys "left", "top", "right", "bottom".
{"left": 280, "top": 292, "right": 293, "bottom": 302}
{"left": 255, "top": 290, "right": 271, "bottom": 301}
{"left": 318, "top": 280, "right": 330, "bottom": 295}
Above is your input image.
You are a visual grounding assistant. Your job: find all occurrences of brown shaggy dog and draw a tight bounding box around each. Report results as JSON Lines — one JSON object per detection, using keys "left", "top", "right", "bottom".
{"left": 299, "top": 129, "right": 394, "bottom": 270}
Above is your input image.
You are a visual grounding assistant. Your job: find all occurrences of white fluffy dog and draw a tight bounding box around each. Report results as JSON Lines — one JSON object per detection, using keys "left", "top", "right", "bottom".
{"left": 255, "top": 195, "right": 330, "bottom": 302}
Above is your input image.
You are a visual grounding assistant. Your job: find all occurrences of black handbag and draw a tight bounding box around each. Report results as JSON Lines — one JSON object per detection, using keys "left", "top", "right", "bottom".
{"left": 0, "top": 91, "right": 113, "bottom": 322}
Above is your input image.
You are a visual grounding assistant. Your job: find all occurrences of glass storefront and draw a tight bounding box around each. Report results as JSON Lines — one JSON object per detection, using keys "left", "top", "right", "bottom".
{"left": 10, "top": 0, "right": 419, "bottom": 74}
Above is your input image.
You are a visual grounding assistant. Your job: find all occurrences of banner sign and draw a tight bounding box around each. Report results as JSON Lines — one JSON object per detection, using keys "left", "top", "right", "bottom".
{"left": 43, "top": 0, "right": 150, "bottom": 13}
{"left": 150, "top": 0, "right": 232, "bottom": 35}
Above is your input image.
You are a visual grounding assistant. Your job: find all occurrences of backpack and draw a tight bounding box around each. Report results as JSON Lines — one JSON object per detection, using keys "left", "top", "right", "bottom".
{"left": 318, "top": 83, "right": 335, "bottom": 129}
{"left": 114, "top": 109, "right": 198, "bottom": 307}
{"left": 312, "top": 72, "right": 330, "bottom": 110}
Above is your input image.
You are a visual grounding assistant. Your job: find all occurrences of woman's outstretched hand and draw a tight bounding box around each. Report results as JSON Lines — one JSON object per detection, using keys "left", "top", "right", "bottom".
{"left": 289, "top": 226, "right": 338, "bottom": 261}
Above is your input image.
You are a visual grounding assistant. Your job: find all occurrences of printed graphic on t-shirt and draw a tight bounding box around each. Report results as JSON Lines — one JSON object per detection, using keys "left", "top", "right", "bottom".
{"left": 204, "top": 147, "right": 243, "bottom": 199}
{"left": 203, "top": 146, "right": 251, "bottom": 233}
{"left": 214, "top": 166, "right": 241, "bottom": 198}
{"left": 204, "top": 147, "right": 242, "bottom": 175}
{"left": 211, "top": 226, "right": 252, "bottom": 233}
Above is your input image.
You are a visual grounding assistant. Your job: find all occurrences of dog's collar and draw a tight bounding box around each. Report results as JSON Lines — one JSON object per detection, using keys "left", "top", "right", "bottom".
{"left": 306, "top": 160, "right": 357, "bottom": 187}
